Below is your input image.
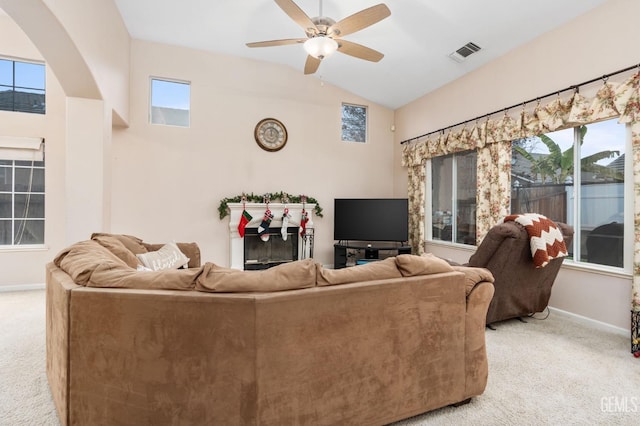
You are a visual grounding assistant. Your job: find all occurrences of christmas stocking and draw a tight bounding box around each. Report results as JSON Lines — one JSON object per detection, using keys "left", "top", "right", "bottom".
{"left": 258, "top": 209, "right": 273, "bottom": 242}
{"left": 281, "top": 208, "right": 291, "bottom": 241}
{"left": 238, "top": 209, "right": 252, "bottom": 238}
{"left": 299, "top": 210, "right": 309, "bottom": 237}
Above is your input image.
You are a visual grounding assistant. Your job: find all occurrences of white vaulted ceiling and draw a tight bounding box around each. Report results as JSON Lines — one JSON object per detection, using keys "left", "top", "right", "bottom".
{"left": 112, "top": 0, "right": 606, "bottom": 110}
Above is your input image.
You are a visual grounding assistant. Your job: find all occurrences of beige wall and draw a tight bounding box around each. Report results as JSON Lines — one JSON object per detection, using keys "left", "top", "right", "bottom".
{"left": 0, "top": 15, "right": 67, "bottom": 287}
{"left": 40, "top": 0, "right": 130, "bottom": 125}
{"left": 393, "top": 0, "right": 638, "bottom": 329}
{"left": 111, "top": 40, "right": 395, "bottom": 267}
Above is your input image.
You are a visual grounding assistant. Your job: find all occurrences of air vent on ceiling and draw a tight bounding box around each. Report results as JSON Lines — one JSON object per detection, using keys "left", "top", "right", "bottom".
{"left": 448, "top": 42, "right": 481, "bottom": 63}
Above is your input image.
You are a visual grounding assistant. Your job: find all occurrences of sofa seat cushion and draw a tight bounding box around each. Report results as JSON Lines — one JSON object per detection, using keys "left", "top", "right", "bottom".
{"left": 316, "top": 257, "right": 401, "bottom": 286}
{"left": 196, "top": 259, "right": 316, "bottom": 293}
{"left": 395, "top": 253, "right": 454, "bottom": 277}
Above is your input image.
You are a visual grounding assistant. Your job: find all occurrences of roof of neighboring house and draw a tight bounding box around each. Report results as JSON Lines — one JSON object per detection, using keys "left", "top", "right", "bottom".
{"left": 607, "top": 154, "right": 625, "bottom": 174}
{"left": 150, "top": 106, "right": 189, "bottom": 127}
{"left": 0, "top": 90, "right": 45, "bottom": 114}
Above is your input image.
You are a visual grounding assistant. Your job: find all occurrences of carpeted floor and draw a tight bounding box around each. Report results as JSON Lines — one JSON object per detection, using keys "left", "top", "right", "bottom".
{"left": 1, "top": 289, "right": 639, "bottom": 425}
{"left": 395, "top": 311, "right": 640, "bottom": 425}
{"left": 0, "top": 290, "right": 58, "bottom": 426}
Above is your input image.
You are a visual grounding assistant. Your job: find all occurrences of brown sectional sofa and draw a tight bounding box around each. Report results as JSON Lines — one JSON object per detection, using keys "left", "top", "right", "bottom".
{"left": 46, "top": 234, "right": 495, "bottom": 425}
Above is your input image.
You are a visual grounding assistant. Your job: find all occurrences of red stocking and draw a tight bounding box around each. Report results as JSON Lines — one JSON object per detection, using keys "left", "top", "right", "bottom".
{"left": 238, "top": 209, "right": 252, "bottom": 238}
{"left": 299, "top": 210, "right": 309, "bottom": 237}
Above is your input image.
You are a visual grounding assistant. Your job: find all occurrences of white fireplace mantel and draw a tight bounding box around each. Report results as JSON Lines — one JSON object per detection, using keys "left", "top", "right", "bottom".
{"left": 227, "top": 203, "right": 315, "bottom": 270}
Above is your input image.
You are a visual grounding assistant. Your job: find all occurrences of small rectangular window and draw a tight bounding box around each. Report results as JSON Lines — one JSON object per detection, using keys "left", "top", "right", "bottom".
{"left": 150, "top": 78, "right": 190, "bottom": 127}
{"left": 341, "top": 103, "right": 367, "bottom": 142}
{"left": 0, "top": 137, "right": 45, "bottom": 246}
{"left": 0, "top": 58, "right": 46, "bottom": 114}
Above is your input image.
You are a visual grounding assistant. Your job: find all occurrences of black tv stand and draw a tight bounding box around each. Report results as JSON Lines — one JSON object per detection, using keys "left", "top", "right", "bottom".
{"left": 334, "top": 242, "right": 412, "bottom": 269}
{"left": 364, "top": 247, "right": 379, "bottom": 259}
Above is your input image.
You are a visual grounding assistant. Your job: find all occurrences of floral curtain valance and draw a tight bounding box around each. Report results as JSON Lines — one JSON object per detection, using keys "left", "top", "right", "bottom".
{"left": 402, "top": 72, "right": 640, "bottom": 166}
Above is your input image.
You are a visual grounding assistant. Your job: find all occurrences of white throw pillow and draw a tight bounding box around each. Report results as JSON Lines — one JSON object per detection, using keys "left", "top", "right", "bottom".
{"left": 136, "top": 242, "right": 190, "bottom": 271}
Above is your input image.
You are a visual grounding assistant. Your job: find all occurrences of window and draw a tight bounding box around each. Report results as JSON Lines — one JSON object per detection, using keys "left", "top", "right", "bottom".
{"left": 150, "top": 78, "right": 190, "bottom": 127}
{"left": 341, "top": 103, "right": 367, "bottom": 142}
{"left": 0, "top": 145, "right": 45, "bottom": 246}
{"left": 0, "top": 58, "right": 46, "bottom": 114}
{"left": 511, "top": 119, "right": 628, "bottom": 269}
{"left": 429, "top": 150, "right": 477, "bottom": 245}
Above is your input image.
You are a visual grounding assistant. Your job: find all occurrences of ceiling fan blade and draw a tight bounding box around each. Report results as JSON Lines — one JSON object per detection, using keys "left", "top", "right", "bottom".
{"left": 328, "top": 4, "right": 391, "bottom": 38}
{"left": 246, "top": 38, "right": 307, "bottom": 48}
{"left": 337, "top": 40, "right": 384, "bottom": 62}
{"left": 275, "top": 0, "right": 318, "bottom": 34}
{"left": 304, "top": 56, "right": 321, "bottom": 75}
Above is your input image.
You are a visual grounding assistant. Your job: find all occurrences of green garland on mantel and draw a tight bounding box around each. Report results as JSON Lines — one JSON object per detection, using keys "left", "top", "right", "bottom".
{"left": 218, "top": 192, "right": 323, "bottom": 220}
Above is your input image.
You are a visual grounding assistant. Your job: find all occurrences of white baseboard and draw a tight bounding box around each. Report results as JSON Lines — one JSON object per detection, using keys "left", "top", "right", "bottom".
{"left": 548, "top": 306, "right": 629, "bottom": 336}
{"left": 0, "top": 283, "right": 45, "bottom": 293}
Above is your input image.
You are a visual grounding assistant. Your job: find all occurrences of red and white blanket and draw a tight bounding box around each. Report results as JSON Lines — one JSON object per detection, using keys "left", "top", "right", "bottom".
{"left": 501, "top": 213, "right": 568, "bottom": 268}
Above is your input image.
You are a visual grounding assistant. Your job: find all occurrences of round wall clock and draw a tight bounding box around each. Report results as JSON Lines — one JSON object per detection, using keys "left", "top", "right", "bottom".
{"left": 254, "top": 118, "right": 288, "bottom": 152}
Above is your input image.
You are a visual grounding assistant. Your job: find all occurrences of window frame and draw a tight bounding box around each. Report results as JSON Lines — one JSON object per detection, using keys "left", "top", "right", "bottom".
{"left": 566, "top": 123, "right": 632, "bottom": 273}
{"left": 0, "top": 56, "right": 46, "bottom": 115}
{"left": 341, "top": 102, "right": 368, "bottom": 143}
{"left": 510, "top": 121, "right": 631, "bottom": 273}
{"left": 149, "top": 77, "right": 191, "bottom": 128}
{"left": 425, "top": 120, "right": 631, "bottom": 275}
{"left": 0, "top": 157, "right": 46, "bottom": 247}
{"left": 426, "top": 150, "right": 478, "bottom": 247}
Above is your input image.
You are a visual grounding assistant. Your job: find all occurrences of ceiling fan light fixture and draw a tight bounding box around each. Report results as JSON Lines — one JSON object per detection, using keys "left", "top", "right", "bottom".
{"left": 304, "top": 36, "right": 338, "bottom": 59}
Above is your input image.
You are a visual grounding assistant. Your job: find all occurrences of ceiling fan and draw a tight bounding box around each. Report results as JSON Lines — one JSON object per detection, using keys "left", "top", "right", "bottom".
{"left": 246, "top": 0, "right": 391, "bottom": 75}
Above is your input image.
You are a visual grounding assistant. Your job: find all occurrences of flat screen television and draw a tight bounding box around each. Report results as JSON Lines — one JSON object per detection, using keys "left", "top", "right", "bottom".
{"left": 334, "top": 198, "right": 409, "bottom": 243}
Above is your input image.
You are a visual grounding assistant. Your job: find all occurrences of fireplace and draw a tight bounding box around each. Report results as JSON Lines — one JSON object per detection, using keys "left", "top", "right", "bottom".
{"left": 243, "top": 227, "right": 299, "bottom": 270}
{"left": 227, "top": 202, "right": 315, "bottom": 270}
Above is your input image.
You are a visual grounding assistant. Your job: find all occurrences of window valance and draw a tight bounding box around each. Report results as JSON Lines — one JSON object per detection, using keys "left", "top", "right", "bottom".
{"left": 401, "top": 69, "right": 640, "bottom": 165}
{"left": 0, "top": 136, "right": 44, "bottom": 161}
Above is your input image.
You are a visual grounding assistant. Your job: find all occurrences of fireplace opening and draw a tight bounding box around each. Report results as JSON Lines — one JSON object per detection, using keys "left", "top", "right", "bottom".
{"left": 243, "top": 227, "right": 299, "bottom": 270}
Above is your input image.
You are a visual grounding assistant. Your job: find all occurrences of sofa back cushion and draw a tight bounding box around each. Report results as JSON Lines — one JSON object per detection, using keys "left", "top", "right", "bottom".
{"left": 89, "top": 233, "right": 201, "bottom": 268}
{"left": 450, "top": 265, "right": 495, "bottom": 296}
{"left": 91, "top": 235, "right": 140, "bottom": 269}
{"left": 90, "top": 233, "right": 148, "bottom": 255}
{"left": 54, "top": 240, "right": 129, "bottom": 286}
{"left": 395, "top": 253, "right": 454, "bottom": 277}
{"left": 86, "top": 264, "right": 199, "bottom": 290}
{"left": 196, "top": 259, "right": 316, "bottom": 293}
{"left": 316, "top": 257, "right": 402, "bottom": 286}
{"left": 54, "top": 239, "right": 200, "bottom": 290}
